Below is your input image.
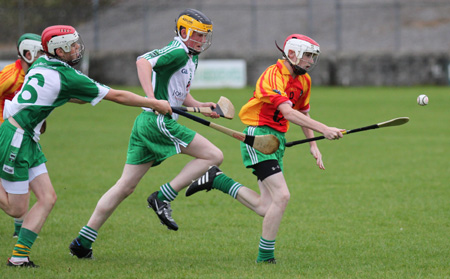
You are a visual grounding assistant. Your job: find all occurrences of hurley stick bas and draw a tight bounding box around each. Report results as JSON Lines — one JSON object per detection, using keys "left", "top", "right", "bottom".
{"left": 172, "top": 107, "right": 280, "bottom": 155}
{"left": 285, "top": 117, "right": 410, "bottom": 147}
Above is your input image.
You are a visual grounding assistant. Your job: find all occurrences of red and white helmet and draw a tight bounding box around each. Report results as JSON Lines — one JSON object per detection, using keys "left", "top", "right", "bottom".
{"left": 41, "top": 25, "right": 85, "bottom": 65}
{"left": 277, "top": 34, "right": 320, "bottom": 75}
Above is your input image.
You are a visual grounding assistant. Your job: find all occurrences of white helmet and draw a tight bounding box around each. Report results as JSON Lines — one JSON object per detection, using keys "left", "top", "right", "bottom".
{"left": 17, "top": 33, "right": 43, "bottom": 64}
{"left": 276, "top": 34, "right": 320, "bottom": 75}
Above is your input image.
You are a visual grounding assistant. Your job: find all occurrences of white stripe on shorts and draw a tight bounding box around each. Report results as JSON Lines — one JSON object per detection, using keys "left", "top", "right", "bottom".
{"left": 1, "top": 163, "right": 48, "bottom": 194}
{"left": 246, "top": 126, "right": 259, "bottom": 164}
{"left": 11, "top": 128, "right": 24, "bottom": 148}
{"left": 156, "top": 114, "right": 188, "bottom": 153}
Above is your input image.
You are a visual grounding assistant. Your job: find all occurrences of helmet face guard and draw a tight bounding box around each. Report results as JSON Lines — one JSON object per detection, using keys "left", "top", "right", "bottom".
{"left": 17, "top": 33, "right": 43, "bottom": 64}
{"left": 42, "top": 25, "right": 85, "bottom": 66}
{"left": 176, "top": 9, "right": 213, "bottom": 55}
{"left": 276, "top": 34, "right": 321, "bottom": 75}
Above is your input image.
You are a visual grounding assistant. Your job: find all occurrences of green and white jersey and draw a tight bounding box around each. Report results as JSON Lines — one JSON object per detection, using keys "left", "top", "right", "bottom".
{"left": 4, "top": 55, "right": 110, "bottom": 142}
{"left": 138, "top": 37, "right": 198, "bottom": 121}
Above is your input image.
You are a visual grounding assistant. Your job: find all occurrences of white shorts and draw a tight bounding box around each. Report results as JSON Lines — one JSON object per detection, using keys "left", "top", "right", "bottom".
{"left": 1, "top": 163, "right": 48, "bottom": 194}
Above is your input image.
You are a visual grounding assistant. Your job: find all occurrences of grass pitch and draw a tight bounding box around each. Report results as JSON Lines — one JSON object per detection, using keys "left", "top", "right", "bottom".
{"left": 1, "top": 86, "right": 449, "bottom": 278}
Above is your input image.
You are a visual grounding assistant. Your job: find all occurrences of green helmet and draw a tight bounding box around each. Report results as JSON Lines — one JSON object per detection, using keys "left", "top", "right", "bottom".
{"left": 17, "top": 33, "right": 43, "bottom": 64}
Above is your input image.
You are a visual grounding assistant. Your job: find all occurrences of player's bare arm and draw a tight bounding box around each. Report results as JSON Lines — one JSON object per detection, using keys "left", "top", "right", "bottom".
{"left": 104, "top": 89, "right": 171, "bottom": 115}
{"left": 298, "top": 111, "right": 326, "bottom": 169}
{"left": 278, "top": 103, "right": 343, "bottom": 140}
{"left": 136, "top": 58, "right": 155, "bottom": 99}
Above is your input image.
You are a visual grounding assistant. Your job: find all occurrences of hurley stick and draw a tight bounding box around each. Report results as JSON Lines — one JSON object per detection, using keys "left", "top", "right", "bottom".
{"left": 172, "top": 96, "right": 235, "bottom": 119}
{"left": 173, "top": 108, "right": 279, "bottom": 154}
{"left": 286, "top": 117, "right": 410, "bottom": 147}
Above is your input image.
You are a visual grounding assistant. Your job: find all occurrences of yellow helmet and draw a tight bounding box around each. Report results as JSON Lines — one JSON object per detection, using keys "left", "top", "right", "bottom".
{"left": 175, "top": 8, "right": 213, "bottom": 54}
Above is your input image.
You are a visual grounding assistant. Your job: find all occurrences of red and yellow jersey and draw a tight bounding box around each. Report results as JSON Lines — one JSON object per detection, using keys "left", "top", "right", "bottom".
{"left": 0, "top": 59, "right": 25, "bottom": 123}
{"left": 239, "top": 59, "right": 312, "bottom": 133}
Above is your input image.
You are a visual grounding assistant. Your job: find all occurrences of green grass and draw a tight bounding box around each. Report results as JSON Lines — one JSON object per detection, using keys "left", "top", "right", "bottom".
{"left": 1, "top": 86, "right": 449, "bottom": 278}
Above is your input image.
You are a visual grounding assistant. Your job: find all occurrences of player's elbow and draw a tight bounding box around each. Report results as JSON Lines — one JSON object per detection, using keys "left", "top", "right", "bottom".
{"left": 105, "top": 89, "right": 127, "bottom": 104}
{"left": 136, "top": 58, "right": 151, "bottom": 70}
{"left": 282, "top": 109, "right": 296, "bottom": 122}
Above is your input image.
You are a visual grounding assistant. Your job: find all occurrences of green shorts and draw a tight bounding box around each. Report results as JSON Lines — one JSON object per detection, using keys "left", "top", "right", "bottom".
{"left": 0, "top": 119, "right": 47, "bottom": 182}
{"left": 126, "top": 111, "right": 196, "bottom": 167}
{"left": 240, "top": 126, "right": 286, "bottom": 172}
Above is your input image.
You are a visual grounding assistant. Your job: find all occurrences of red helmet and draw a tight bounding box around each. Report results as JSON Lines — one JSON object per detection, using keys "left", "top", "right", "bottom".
{"left": 41, "top": 25, "right": 84, "bottom": 65}
{"left": 283, "top": 34, "right": 319, "bottom": 50}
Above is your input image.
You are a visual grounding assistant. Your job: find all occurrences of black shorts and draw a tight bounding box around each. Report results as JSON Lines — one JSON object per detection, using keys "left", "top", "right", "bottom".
{"left": 252, "top": 160, "right": 282, "bottom": 182}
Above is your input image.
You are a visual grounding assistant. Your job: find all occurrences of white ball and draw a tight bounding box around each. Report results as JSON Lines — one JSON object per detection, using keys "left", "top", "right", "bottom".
{"left": 417, "top": 94, "right": 428, "bottom": 106}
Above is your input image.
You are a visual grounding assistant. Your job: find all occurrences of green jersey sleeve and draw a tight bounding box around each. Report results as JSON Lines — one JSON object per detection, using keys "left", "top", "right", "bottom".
{"left": 61, "top": 67, "right": 110, "bottom": 106}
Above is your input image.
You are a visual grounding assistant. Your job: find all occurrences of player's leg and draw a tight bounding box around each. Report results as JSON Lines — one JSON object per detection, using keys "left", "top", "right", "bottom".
{"left": 186, "top": 163, "right": 284, "bottom": 263}
{"left": 87, "top": 162, "right": 153, "bottom": 230}
{"left": 13, "top": 188, "right": 30, "bottom": 238}
{"left": 0, "top": 180, "right": 29, "bottom": 217}
{"left": 2, "top": 189, "right": 33, "bottom": 267}
{"left": 233, "top": 159, "right": 282, "bottom": 217}
{"left": 8, "top": 167, "right": 56, "bottom": 267}
{"left": 186, "top": 168, "right": 272, "bottom": 217}
{"left": 148, "top": 133, "right": 223, "bottom": 231}
{"left": 70, "top": 162, "right": 152, "bottom": 259}
{"left": 256, "top": 172, "right": 290, "bottom": 263}
{"left": 235, "top": 181, "right": 272, "bottom": 217}
{"left": 22, "top": 172, "right": 56, "bottom": 233}
{"left": 12, "top": 192, "right": 29, "bottom": 237}
{"left": 13, "top": 214, "right": 27, "bottom": 238}
{"left": 185, "top": 132, "right": 283, "bottom": 214}
{"left": 259, "top": 174, "right": 290, "bottom": 238}
{"left": 172, "top": 133, "right": 223, "bottom": 191}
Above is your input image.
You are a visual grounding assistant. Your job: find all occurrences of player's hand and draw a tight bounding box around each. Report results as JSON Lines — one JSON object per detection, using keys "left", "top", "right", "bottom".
{"left": 310, "top": 146, "right": 325, "bottom": 170}
{"left": 153, "top": 100, "right": 172, "bottom": 115}
{"left": 201, "top": 102, "right": 220, "bottom": 119}
{"left": 323, "top": 127, "right": 344, "bottom": 140}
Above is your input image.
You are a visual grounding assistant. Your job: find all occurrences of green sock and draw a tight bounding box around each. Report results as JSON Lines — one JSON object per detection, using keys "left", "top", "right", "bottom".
{"left": 79, "top": 226, "right": 98, "bottom": 249}
{"left": 14, "top": 218, "right": 23, "bottom": 235}
{"left": 212, "top": 174, "right": 242, "bottom": 198}
{"left": 12, "top": 228, "right": 38, "bottom": 259}
{"left": 256, "top": 237, "right": 276, "bottom": 262}
{"left": 157, "top": 183, "right": 178, "bottom": 202}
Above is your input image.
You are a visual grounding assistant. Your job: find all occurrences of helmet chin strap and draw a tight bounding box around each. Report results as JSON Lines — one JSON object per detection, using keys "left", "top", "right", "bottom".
{"left": 275, "top": 41, "right": 307, "bottom": 76}
{"left": 45, "top": 51, "right": 80, "bottom": 66}
{"left": 291, "top": 64, "right": 307, "bottom": 76}
{"left": 188, "top": 48, "right": 200, "bottom": 56}
{"left": 178, "top": 32, "right": 201, "bottom": 56}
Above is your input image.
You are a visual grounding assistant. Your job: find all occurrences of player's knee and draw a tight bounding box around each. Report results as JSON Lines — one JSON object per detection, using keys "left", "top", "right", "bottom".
{"left": 42, "top": 191, "right": 57, "bottom": 209}
{"left": 281, "top": 192, "right": 290, "bottom": 205}
{"left": 122, "top": 185, "right": 137, "bottom": 197}
{"left": 7, "top": 204, "right": 28, "bottom": 218}
{"left": 255, "top": 203, "right": 270, "bottom": 217}
{"left": 274, "top": 191, "right": 290, "bottom": 209}
{"left": 214, "top": 150, "right": 224, "bottom": 166}
{"left": 51, "top": 192, "right": 57, "bottom": 206}
{"left": 115, "top": 178, "right": 138, "bottom": 197}
{"left": 208, "top": 147, "right": 224, "bottom": 166}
